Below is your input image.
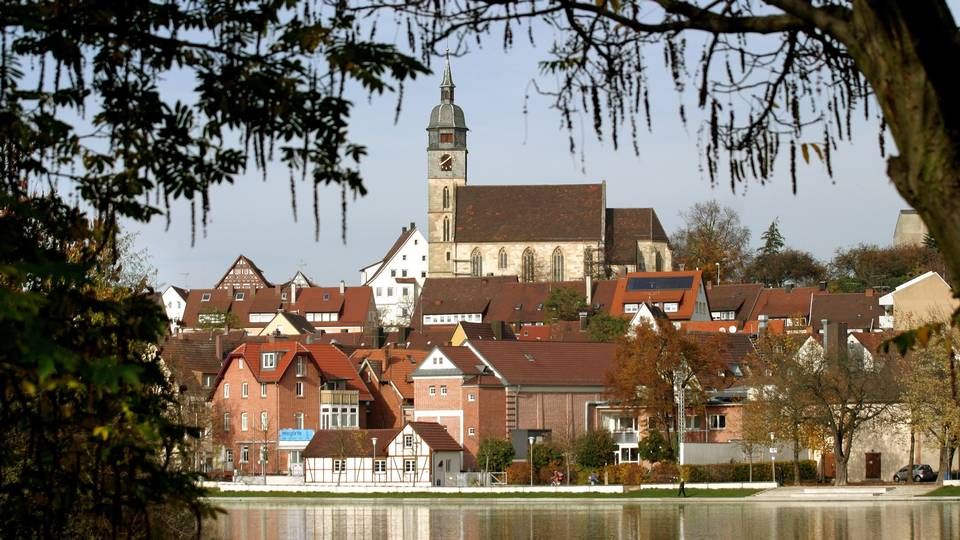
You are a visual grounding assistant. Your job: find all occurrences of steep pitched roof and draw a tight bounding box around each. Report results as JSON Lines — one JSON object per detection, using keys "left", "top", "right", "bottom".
{"left": 604, "top": 208, "right": 670, "bottom": 265}
{"left": 747, "top": 286, "right": 821, "bottom": 321}
{"left": 810, "top": 293, "right": 882, "bottom": 333}
{"left": 160, "top": 331, "right": 247, "bottom": 393}
{"left": 706, "top": 283, "right": 762, "bottom": 319}
{"left": 416, "top": 276, "right": 517, "bottom": 317}
{"left": 516, "top": 321, "right": 592, "bottom": 342}
{"left": 848, "top": 331, "right": 897, "bottom": 354}
{"left": 351, "top": 348, "right": 428, "bottom": 399}
{"left": 609, "top": 271, "right": 705, "bottom": 321}
{"left": 260, "top": 312, "right": 317, "bottom": 335}
{"left": 214, "top": 254, "right": 272, "bottom": 289}
{"left": 303, "top": 429, "right": 399, "bottom": 458}
{"left": 408, "top": 422, "right": 462, "bottom": 451}
{"left": 361, "top": 224, "right": 418, "bottom": 284}
{"left": 455, "top": 184, "right": 604, "bottom": 242}
{"left": 468, "top": 341, "right": 616, "bottom": 386}
{"left": 484, "top": 281, "right": 588, "bottom": 323}
{"left": 687, "top": 332, "right": 754, "bottom": 389}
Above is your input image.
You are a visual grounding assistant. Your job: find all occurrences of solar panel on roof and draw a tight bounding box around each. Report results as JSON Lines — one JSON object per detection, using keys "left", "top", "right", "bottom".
{"left": 626, "top": 276, "right": 694, "bottom": 290}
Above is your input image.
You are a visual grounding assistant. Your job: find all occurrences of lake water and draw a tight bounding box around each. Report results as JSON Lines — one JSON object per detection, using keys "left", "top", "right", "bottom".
{"left": 207, "top": 499, "right": 960, "bottom": 539}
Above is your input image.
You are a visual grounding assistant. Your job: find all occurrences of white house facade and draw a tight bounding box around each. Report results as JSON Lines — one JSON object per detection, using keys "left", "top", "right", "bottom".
{"left": 161, "top": 285, "right": 188, "bottom": 333}
{"left": 360, "top": 223, "right": 428, "bottom": 329}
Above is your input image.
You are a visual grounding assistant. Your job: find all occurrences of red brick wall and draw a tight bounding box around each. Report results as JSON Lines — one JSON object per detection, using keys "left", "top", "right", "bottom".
{"left": 515, "top": 391, "right": 604, "bottom": 438}
{"left": 361, "top": 365, "right": 406, "bottom": 429}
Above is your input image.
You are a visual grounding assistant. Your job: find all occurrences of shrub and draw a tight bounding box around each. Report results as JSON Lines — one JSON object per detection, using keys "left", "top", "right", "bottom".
{"left": 506, "top": 462, "right": 532, "bottom": 485}
{"left": 600, "top": 463, "right": 647, "bottom": 485}
{"left": 682, "top": 461, "right": 817, "bottom": 483}
{"left": 647, "top": 462, "right": 680, "bottom": 483}
{"left": 637, "top": 430, "right": 674, "bottom": 463}
{"left": 574, "top": 430, "right": 617, "bottom": 468}
{"left": 476, "top": 438, "right": 515, "bottom": 472}
{"left": 531, "top": 441, "right": 564, "bottom": 471}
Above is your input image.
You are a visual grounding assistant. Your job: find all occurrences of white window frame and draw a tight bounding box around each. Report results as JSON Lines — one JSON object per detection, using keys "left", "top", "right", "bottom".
{"left": 201, "top": 293, "right": 211, "bottom": 302}
{"left": 261, "top": 352, "right": 277, "bottom": 369}
{"left": 709, "top": 414, "right": 727, "bottom": 430}
{"left": 238, "top": 358, "right": 244, "bottom": 369}
{"left": 428, "top": 385, "right": 436, "bottom": 396}
{"left": 403, "top": 459, "right": 416, "bottom": 473}
{"left": 440, "top": 385, "right": 447, "bottom": 396}
{"left": 223, "top": 413, "right": 230, "bottom": 432}
{"left": 333, "top": 459, "right": 346, "bottom": 473}
{"left": 260, "top": 411, "right": 268, "bottom": 431}
{"left": 468, "top": 393, "right": 476, "bottom": 402}
{"left": 624, "top": 303, "right": 640, "bottom": 313}
{"left": 374, "top": 459, "right": 387, "bottom": 473}
{"left": 260, "top": 383, "right": 267, "bottom": 398}
{"left": 296, "top": 382, "right": 304, "bottom": 397}
{"left": 468, "top": 427, "right": 476, "bottom": 437}
{"left": 296, "top": 357, "right": 306, "bottom": 377}
{"left": 241, "top": 382, "right": 248, "bottom": 398}
{"left": 240, "top": 445, "right": 249, "bottom": 463}
{"left": 403, "top": 434, "right": 414, "bottom": 448}
{"left": 295, "top": 412, "right": 304, "bottom": 430}
{"left": 223, "top": 383, "right": 230, "bottom": 399}
{"left": 234, "top": 292, "right": 245, "bottom": 301}
{"left": 241, "top": 412, "right": 249, "bottom": 432}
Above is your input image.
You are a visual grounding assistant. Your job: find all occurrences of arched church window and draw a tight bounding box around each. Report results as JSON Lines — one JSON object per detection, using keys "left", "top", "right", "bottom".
{"left": 521, "top": 249, "right": 535, "bottom": 283}
{"left": 498, "top": 248, "right": 507, "bottom": 269}
{"left": 442, "top": 186, "right": 450, "bottom": 208}
{"left": 443, "top": 217, "right": 450, "bottom": 242}
{"left": 655, "top": 250, "right": 664, "bottom": 272}
{"left": 471, "top": 249, "right": 483, "bottom": 277}
{"left": 552, "top": 248, "right": 564, "bottom": 282}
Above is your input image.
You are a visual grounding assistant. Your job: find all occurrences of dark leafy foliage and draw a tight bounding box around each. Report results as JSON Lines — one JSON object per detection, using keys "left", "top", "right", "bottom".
{"left": 573, "top": 430, "right": 617, "bottom": 469}
{"left": 829, "top": 243, "right": 947, "bottom": 293}
{"left": 743, "top": 248, "right": 827, "bottom": 287}
{"left": 476, "top": 437, "right": 515, "bottom": 472}
{"left": 544, "top": 286, "right": 587, "bottom": 323}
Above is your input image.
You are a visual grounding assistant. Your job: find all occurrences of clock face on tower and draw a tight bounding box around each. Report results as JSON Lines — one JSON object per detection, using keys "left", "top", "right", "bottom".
{"left": 439, "top": 154, "right": 453, "bottom": 171}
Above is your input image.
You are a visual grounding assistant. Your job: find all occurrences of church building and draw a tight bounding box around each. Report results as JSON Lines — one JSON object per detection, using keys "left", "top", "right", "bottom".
{"left": 426, "top": 58, "right": 672, "bottom": 281}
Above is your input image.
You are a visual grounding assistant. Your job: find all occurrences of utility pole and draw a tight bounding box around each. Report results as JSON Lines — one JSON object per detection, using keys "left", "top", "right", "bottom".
{"left": 675, "top": 371, "right": 686, "bottom": 465}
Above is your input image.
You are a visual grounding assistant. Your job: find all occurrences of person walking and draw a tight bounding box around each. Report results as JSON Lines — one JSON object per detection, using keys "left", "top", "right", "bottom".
{"left": 677, "top": 479, "right": 687, "bottom": 497}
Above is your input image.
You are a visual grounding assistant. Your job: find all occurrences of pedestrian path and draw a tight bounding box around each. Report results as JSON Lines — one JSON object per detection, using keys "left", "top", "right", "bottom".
{"left": 751, "top": 484, "right": 936, "bottom": 501}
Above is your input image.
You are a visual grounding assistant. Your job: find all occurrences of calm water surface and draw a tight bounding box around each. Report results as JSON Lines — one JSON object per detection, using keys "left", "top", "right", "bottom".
{"left": 208, "top": 500, "right": 960, "bottom": 540}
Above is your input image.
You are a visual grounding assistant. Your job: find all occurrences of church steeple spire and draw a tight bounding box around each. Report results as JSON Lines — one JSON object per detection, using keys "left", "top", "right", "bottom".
{"left": 440, "top": 51, "right": 455, "bottom": 104}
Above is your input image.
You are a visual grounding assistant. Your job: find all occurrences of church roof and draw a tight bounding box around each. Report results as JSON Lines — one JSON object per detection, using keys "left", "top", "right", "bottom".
{"left": 455, "top": 184, "right": 604, "bottom": 242}
{"left": 428, "top": 103, "right": 467, "bottom": 129}
{"left": 604, "top": 208, "right": 670, "bottom": 264}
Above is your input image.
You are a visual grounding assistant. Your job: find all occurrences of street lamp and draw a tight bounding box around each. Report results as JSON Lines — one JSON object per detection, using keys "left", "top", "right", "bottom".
{"left": 716, "top": 262, "right": 721, "bottom": 284}
{"left": 528, "top": 435, "right": 535, "bottom": 487}
{"left": 769, "top": 432, "right": 777, "bottom": 484}
{"left": 372, "top": 436, "right": 378, "bottom": 485}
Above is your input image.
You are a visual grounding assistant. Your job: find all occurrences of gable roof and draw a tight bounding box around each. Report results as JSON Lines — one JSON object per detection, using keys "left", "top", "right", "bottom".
{"left": 747, "top": 286, "right": 821, "bottom": 321}
{"left": 878, "top": 271, "right": 949, "bottom": 304}
{"left": 302, "top": 429, "right": 399, "bottom": 458}
{"left": 516, "top": 321, "right": 593, "bottom": 342}
{"left": 706, "top": 283, "right": 763, "bottom": 318}
{"left": 416, "top": 276, "right": 518, "bottom": 318}
{"left": 484, "top": 281, "right": 589, "bottom": 323}
{"left": 810, "top": 293, "right": 882, "bottom": 333}
{"left": 214, "top": 254, "right": 272, "bottom": 289}
{"left": 258, "top": 311, "right": 317, "bottom": 335}
{"left": 687, "top": 332, "right": 755, "bottom": 389}
{"left": 160, "top": 331, "right": 247, "bottom": 393}
{"left": 609, "top": 271, "right": 705, "bottom": 321}
{"left": 455, "top": 184, "right": 604, "bottom": 242}
{"left": 408, "top": 422, "right": 462, "bottom": 451}
{"left": 604, "top": 208, "right": 670, "bottom": 265}
{"left": 468, "top": 340, "right": 616, "bottom": 386}
{"left": 351, "top": 348, "right": 428, "bottom": 399}
{"left": 362, "top": 224, "right": 419, "bottom": 284}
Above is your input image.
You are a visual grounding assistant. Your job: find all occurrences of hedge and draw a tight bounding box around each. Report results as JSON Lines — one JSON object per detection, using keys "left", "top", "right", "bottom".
{"left": 592, "top": 460, "right": 817, "bottom": 485}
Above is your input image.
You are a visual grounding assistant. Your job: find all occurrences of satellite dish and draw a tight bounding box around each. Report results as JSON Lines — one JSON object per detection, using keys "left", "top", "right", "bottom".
{"left": 729, "top": 326, "right": 737, "bottom": 333}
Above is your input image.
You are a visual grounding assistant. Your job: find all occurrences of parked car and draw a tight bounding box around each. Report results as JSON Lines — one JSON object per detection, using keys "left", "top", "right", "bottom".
{"left": 892, "top": 464, "right": 937, "bottom": 483}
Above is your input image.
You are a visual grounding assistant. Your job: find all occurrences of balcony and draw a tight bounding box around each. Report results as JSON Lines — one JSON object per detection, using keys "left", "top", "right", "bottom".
{"left": 320, "top": 389, "right": 358, "bottom": 406}
{"left": 879, "top": 315, "right": 894, "bottom": 329}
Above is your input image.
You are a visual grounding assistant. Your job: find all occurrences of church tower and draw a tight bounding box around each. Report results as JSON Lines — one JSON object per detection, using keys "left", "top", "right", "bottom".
{"left": 426, "top": 55, "right": 468, "bottom": 277}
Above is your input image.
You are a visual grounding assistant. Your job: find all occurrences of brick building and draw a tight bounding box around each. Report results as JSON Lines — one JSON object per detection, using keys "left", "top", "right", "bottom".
{"left": 209, "top": 340, "right": 372, "bottom": 475}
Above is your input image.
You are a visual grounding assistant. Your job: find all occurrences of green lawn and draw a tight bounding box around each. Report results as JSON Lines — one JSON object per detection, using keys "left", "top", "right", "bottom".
{"left": 919, "top": 486, "right": 960, "bottom": 497}
{"left": 206, "top": 487, "right": 761, "bottom": 499}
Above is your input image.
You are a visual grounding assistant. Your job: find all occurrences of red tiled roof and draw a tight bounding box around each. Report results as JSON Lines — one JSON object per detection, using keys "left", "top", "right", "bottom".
{"left": 609, "top": 271, "right": 705, "bottom": 321}
{"left": 302, "top": 343, "right": 373, "bottom": 401}
{"left": 485, "top": 281, "right": 588, "bottom": 323}
{"left": 516, "top": 322, "right": 592, "bottom": 342}
{"left": 183, "top": 285, "right": 373, "bottom": 329}
{"left": 416, "top": 276, "right": 518, "bottom": 317}
{"left": 351, "top": 348, "right": 429, "bottom": 399}
{"left": 706, "top": 283, "right": 762, "bottom": 319}
{"left": 604, "top": 208, "right": 670, "bottom": 265}
{"left": 455, "top": 184, "right": 604, "bottom": 242}
{"left": 303, "top": 429, "right": 399, "bottom": 458}
{"left": 849, "top": 331, "right": 898, "bottom": 354}
{"left": 469, "top": 341, "right": 616, "bottom": 386}
{"left": 680, "top": 320, "right": 744, "bottom": 333}
{"left": 434, "top": 346, "right": 488, "bottom": 375}
{"left": 809, "top": 293, "right": 882, "bottom": 333}
{"left": 408, "top": 422, "right": 462, "bottom": 451}
{"left": 747, "top": 286, "right": 822, "bottom": 321}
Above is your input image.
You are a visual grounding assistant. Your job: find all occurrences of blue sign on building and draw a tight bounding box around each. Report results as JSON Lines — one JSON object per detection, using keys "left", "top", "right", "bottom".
{"left": 279, "top": 429, "right": 315, "bottom": 442}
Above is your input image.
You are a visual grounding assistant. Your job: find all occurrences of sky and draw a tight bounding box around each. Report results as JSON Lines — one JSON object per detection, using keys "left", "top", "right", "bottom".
{"left": 127, "top": 19, "right": 912, "bottom": 291}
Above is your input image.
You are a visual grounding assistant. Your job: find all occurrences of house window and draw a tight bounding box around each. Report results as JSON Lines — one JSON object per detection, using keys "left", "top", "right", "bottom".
{"left": 296, "top": 382, "right": 304, "bottom": 397}
{"left": 241, "top": 412, "right": 249, "bottom": 432}
{"left": 709, "top": 414, "right": 727, "bottom": 430}
{"left": 223, "top": 383, "right": 230, "bottom": 399}
{"left": 685, "top": 415, "right": 702, "bottom": 430}
{"left": 290, "top": 450, "right": 302, "bottom": 465}
{"left": 260, "top": 411, "right": 268, "bottom": 430}
{"left": 624, "top": 303, "right": 639, "bottom": 314}
{"left": 442, "top": 186, "right": 450, "bottom": 208}
{"left": 443, "top": 217, "right": 450, "bottom": 242}
{"left": 404, "top": 459, "right": 416, "bottom": 473}
{"left": 429, "top": 385, "right": 436, "bottom": 396}
{"left": 552, "top": 247, "right": 564, "bottom": 282}
{"left": 204, "top": 374, "right": 215, "bottom": 388}
{"left": 440, "top": 385, "right": 448, "bottom": 396}
{"left": 440, "top": 132, "right": 454, "bottom": 144}
{"left": 201, "top": 293, "right": 211, "bottom": 302}
{"left": 261, "top": 352, "right": 276, "bottom": 369}
{"left": 240, "top": 445, "right": 249, "bottom": 463}
{"left": 498, "top": 248, "right": 507, "bottom": 269}
{"left": 333, "top": 459, "right": 346, "bottom": 473}
{"left": 260, "top": 383, "right": 267, "bottom": 398}
{"left": 238, "top": 358, "right": 244, "bottom": 369}
{"left": 468, "top": 393, "right": 476, "bottom": 402}
{"left": 470, "top": 249, "right": 482, "bottom": 277}
{"left": 403, "top": 434, "right": 414, "bottom": 448}
{"left": 376, "top": 287, "right": 382, "bottom": 297}
{"left": 234, "top": 292, "right": 245, "bottom": 301}
{"left": 296, "top": 357, "right": 305, "bottom": 377}
{"left": 664, "top": 303, "right": 679, "bottom": 313}
{"left": 521, "top": 248, "right": 535, "bottom": 282}
{"left": 468, "top": 427, "right": 476, "bottom": 437}
{"left": 281, "top": 292, "right": 288, "bottom": 301}
{"left": 241, "top": 382, "right": 249, "bottom": 398}
{"left": 387, "top": 287, "right": 394, "bottom": 297}
{"left": 223, "top": 413, "right": 230, "bottom": 432}
{"left": 391, "top": 269, "right": 396, "bottom": 277}
{"left": 374, "top": 459, "right": 386, "bottom": 473}
{"left": 446, "top": 251, "right": 451, "bottom": 261}
{"left": 295, "top": 412, "right": 304, "bottom": 430}
{"left": 225, "top": 448, "right": 234, "bottom": 464}
{"left": 402, "top": 287, "right": 409, "bottom": 297}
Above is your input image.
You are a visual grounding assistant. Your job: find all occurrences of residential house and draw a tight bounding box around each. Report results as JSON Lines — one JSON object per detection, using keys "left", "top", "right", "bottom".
{"left": 410, "top": 341, "right": 617, "bottom": 467}
{"left": 361, "top": 223, "right": 428, "bottom": 329}
{"left": 878, "top": 271, "right": 958, "bottom": 329}
{"left": 303, "top": 422, "right": 462, "bottom": 486}
{"left": 706, "top": 283, "right": 762, "bottom": 327}
{"left": 209, "top": 340, "right": 372, "bottom": 476}
{"left": 450, "top": 321, "right": 514, "bottom": 346}
{"left": 809, "top": 291, "right": 882, "bottom": 334}
{"left": 352, "top": 348, "right": 428, "bottom": 429}
{"left": 744, "top": 284, "right": 825, "bottom": 334}
{"left": 161, "top": 285, "right": 189, "bottom": 333}
{"left": 608, "top": 271, "right": 712, "bottom": 324}
{"left": 256, "top": 311, "right": 318, "bottom": 337}
{"left": 215, "top": 254, "right": 272, "bottom": 290}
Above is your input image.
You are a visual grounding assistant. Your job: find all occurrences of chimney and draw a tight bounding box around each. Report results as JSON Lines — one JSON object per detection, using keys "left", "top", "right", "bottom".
{"left": 215, "top": 333, "right": 223, "bottom": 362}
{"left": 410, "top": 221, "right": 416, "bottom": 231}
{"left": 339, "top": 280, "right": 345, "bottom": 294}
{"left": 579, "top": 311, "right": 589, "bottom": 332}
{"left": 402, "top": 225, "right": 407, "bottom": 233}
{"left": 291, "top": 282, "right": 297, "bottom": 304}
{"left": 823, "top": 320, "right": 848, "bottom": 359}
{"left": 492, "top": 321, "right": 503, "bottom": 340}
{"left": 585, "top": 274, "right": 593, "bottom": 306}
{"left": 864, "top": 288, "right": 874, "bottom": 297}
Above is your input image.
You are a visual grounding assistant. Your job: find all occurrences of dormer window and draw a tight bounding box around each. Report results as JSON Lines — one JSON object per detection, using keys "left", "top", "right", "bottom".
{"left": 281, "top": 293, "right": 288, "bottom": 301}
{"left": 234, "top": 292, "right": 245, "bottom": 301}
{"left": 261, "top": 352, "right": 277, "bottom": 370}
{"left": 323, "top": 293, "right": 330, "bottom": 301}
{"left": 201, "top": 293, "right": 211, "bottom": 302}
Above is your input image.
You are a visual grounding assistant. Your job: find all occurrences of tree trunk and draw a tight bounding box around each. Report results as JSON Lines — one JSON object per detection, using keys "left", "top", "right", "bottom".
{"left": 834, "top": 437, "right": 849, "bottom": 486}
{"left": 748, "top": 452, "right": 753, "bottom": 483}
{"left": 792, "top": 440, "right": 800, "bottom": 486}
{"left": 908, "top": 428, "right": 916, "bottom": 484}
{"left": 846, "top": 2, "right": 960, "bottom": 294}
{"left": 939, "top": 444, "right": 951, "bottom": 486}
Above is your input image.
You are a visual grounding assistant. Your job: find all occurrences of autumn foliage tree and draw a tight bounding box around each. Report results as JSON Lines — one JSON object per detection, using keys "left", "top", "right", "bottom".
{"left": 606, "top": 321, "right": 724, "bottom": 458}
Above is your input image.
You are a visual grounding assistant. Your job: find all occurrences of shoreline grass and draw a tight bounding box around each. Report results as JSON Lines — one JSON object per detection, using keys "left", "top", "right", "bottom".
{"left": 205, "top": 488, "right": 761, "bottom": 499}
{"left": 919, "top": 486, "right": 960, "bottom": 497}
